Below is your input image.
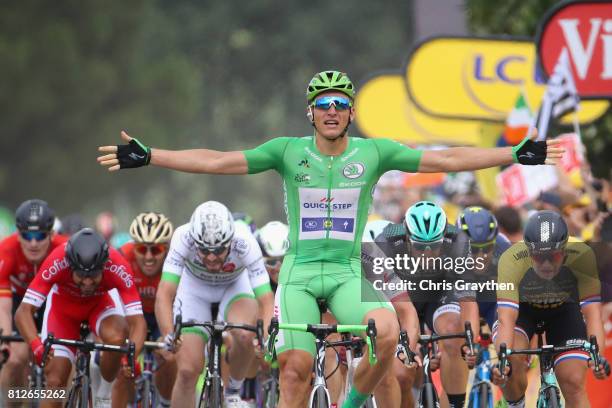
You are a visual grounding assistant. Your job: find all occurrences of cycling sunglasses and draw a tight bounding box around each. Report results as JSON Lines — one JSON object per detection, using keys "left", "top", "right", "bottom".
{"left": 265, "top": 257, "right": 283, "bottom": 267}
{"left": 470, "top": 240, "right": 495, "bottom": 254}
{"left": 530, "top": 249, "right": 564, "bottom": 264}
{"left": 134, "top": 243, "right": 168, "bottom": 256}
{"left": 312, "top": 96, "right": 352, "bottom": 111}
{"left": 197, "top": 244, "right": 230, "bottom": 256}
{"left": 409, "top": 238, "right": 444, "bottom": 252}
{"left": 20, "top": 231, "right": 49, "bottom": 242}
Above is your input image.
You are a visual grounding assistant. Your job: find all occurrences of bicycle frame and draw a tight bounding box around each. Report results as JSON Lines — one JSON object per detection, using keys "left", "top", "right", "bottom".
{"left": 43, "top": 331, "right": 135, "bottom": 408}
{"left": 133, "top": 340, "right": 166, "bottom": 408}
{"left": 173, "top": 316, "right": 264, "bottom": 408}
{"left": 266, "top": 318, "right": 377, "bottom": 408}
{"left": 498, "top": 327, "right": 606, "bottom": 408}
{"left": 417, "top": 321, "right": 474, "bottom": 408}
{"left": 468, "top": 334, "right": 494, "bottom": 408}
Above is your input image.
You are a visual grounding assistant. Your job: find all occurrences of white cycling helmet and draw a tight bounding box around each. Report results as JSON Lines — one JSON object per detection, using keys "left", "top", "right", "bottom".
{"left": 362, "top": 219, "right": 392, "bottom": 243}
{"left": 256, "top": 221, "right": 290, "bottom": 257}
{"left": 189, "top": 201, "right": 235, "bottom": 249}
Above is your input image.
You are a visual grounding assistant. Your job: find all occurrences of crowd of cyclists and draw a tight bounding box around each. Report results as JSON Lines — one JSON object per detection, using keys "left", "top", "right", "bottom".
{"left": 0, "top": 70, "right": 609, "bottom": 407}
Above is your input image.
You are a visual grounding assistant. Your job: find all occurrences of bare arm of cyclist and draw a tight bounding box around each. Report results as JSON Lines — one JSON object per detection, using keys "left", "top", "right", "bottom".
{"left": 582, "top": 303, "right": 605, "bottom": 354}
{"left": 418, "top": 136, "right": 563, "bottom": 173}
{"left": 392, "top": 300, "right": 420, "bottom": 355}
{"left": 126, "top": 314, "right": 147, "bottom": 358}
{"left": 14, "top": 302, "right": 38, "bottom": 346}
{"left": 460, "top": 300, "right": 480, "bottom": 340}
{"left": 256, "top": 292, "right": 274, "bottom": 338}
{"left": 0, "top": 298, "right": 12, "bottom": 337}
{"left": 155, "top": 279, "right": 178, "bottom": 338}
{"left": 98, "top": 131, "right": 248, "bottom": 174}
{"left": 494, "top": 307, "right": 519, "bottom": 351}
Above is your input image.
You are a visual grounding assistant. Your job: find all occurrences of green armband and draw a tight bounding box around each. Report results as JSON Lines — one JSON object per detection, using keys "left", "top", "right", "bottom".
{"left": 161, "top": 272, "right": 180, "bottom": 285}
{"left": 254, "top": 283, "right": 273, "bottom": 298}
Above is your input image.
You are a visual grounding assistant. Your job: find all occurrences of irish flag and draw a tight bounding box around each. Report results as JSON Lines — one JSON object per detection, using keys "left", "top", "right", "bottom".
{"left": 503, "top": 92, "right": 532, "bottom": 145}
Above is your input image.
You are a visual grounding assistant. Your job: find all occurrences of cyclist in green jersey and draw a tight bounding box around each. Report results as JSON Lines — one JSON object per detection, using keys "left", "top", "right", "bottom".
{"left": 98, "top": 70, "right": 564, "bottom": 408}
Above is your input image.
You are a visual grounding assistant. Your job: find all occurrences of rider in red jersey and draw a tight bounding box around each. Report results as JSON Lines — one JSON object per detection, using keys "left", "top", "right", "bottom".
{"left": 15, "top": 228, "right": 146, "bottom": 408}
{"left": 115, "top": 212, "right": 175, "bottom": 408}
{"left": 0, "top": 199, "right": 67, "bottom": 404}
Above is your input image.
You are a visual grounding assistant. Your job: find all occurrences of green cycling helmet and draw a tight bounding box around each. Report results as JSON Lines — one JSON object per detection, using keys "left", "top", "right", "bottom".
{"left": 306, "top": 70, "right": 355, "bottom": 103}
{"left": 404, "top": 201, "right": 447, "bottom": 242}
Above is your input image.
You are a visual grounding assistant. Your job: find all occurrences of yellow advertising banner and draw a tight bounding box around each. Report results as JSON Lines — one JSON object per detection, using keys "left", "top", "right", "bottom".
{"left": 405, "top": 37, "right": 609, "bottom": 123}
{"left": 355, "top": 73, "right": 501, "bottom": 145}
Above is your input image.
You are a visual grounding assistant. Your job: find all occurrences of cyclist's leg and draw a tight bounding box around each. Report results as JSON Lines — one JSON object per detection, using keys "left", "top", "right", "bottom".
{"left": 39, "top": 291, "right": 82, "bottom": 408}
{"left": 392, "top": 356, "right": 416, "bottom": 408}
{"left": 393, "top": 303, "right": 426, "bottom": 408}
{"left": 430, "top": 299, "right": 469, "bottom": 408}
{"left": 170, "top": 276, "right": 214, "bottom": 407}
{"left": 275, "top": 282, "right": 320, "bottom": 408}
{"left": 91, "top": 290, "right": 129, "bottom": 382}
{"left": 219, "top": 272, "right": 258, "bottom": 396}
{"left": 330, "top": 276, "right": 399, "bottom": 407}
{"left": 549, "top": 305, "right": 589, "bottom": 408}
{"left": 40, "top": 356, "right": 72, "bottom": 408}
{"left": 492, "top": 315, "right": 533, "bottom": 407}
{"left": 373, "top": 367, "right": 401, "bottom": 407}
{"left": 173, "top": 333, "right": 206, "bottom": 407}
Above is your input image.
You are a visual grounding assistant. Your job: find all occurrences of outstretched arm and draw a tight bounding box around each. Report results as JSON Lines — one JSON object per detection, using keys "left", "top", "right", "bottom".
{"left": 418, "top": 133, "right": 565, "bottom": 173}
{"left": 98, "top": 131, "right": 248, "bottom": 174}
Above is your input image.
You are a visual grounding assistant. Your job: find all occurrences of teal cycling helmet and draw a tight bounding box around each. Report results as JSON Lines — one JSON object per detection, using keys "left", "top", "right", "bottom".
{"left": 306, "top": 70, "right": 355, "bottom": 103}
{"left": 404, "top": 201, "right": 446, "bottom": 242}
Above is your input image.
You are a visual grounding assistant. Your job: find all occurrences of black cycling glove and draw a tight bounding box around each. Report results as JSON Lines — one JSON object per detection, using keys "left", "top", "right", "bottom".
{"left": 116, "top": 138, "right": 151, "bottom": 169}
{"left": 511, "top": 137, "right": 548, "bottom": 165}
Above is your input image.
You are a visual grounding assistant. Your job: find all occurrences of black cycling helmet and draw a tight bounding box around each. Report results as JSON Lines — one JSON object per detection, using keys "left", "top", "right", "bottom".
{"left": 523, "top": 210, "right": 568, "bottom": 252}
{"left": 65, "top": 228, "right": 109, "bottom": 277}
{"left": 15, "top": 199, "right": 55, "bottom": 232}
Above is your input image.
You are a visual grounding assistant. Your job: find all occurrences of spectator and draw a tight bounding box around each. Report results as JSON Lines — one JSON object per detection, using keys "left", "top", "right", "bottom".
{"left": 493, "top": 205, "right": 523, "bottom": 242}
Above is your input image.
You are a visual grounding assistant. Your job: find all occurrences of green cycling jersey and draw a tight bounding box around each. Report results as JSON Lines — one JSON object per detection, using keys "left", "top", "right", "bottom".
{"left": 243, "top": 135, "right": 421, "bottom": 283}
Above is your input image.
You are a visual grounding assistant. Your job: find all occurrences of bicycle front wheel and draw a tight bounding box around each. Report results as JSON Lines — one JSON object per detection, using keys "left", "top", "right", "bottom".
{"left": 541, "top": 386, "right": 560, "bottom": 408}
{"left": 478, "top": 382, "right": 491, "bottom": 408}
{"left": 309, "top": 386, "right": 330, "bottom": 408}
{"left": 364, "top": 395, "right": 377, "bottom": 408}
{"left": 81, "top": 375, "right": 91, "bottom": 408}
{"left": 201, "top": 375, "right": 223, "bottom": 408}
{"left": 141, "top": 376, "right": 153, "bottom": 408}
{"left": 418, "top": 382, "right": 439, "bottom": 408}
{"left": 264, "top": 381, "right": 279, "bottom": 408}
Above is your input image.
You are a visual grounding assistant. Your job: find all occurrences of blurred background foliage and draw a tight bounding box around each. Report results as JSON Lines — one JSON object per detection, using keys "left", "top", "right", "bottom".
{"left": 1, "top": 0, "right": 609, "bottom": 230}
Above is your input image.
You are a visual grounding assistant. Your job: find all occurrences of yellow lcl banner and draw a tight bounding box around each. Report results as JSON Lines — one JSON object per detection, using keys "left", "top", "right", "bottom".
{"left": 355, "top": 73, "right": 501, "bottom": 145}
{"left": 405, "top": 37, "right": 609, "bottom": 123}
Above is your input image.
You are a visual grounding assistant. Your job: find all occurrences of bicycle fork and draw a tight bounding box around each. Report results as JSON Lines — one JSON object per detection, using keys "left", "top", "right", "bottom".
{"left": 418, "top": 350, "right": 440, "bottom": 408}
{"left": 308, "top": 337, "right": 331, "bottom": 408}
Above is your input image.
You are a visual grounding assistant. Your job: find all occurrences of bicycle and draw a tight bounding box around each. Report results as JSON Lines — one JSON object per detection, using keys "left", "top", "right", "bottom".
{"left": 326, "top": 332, "right": 379, "bottom": 408}
{"left": 131, "top": 339, "right": 167, "bottom": 408}
{"left": 498, "top": 322, "right": 610, "bottom": 408}
{"left": 42, "top": 322, "right": 136, "bottom": 408}
{"left": 258, "top": 352, "right": 279, "bottom": 408}
{"left": 0, "top": 330, "right": 50, "bottom": 407}
{"left": 414, "top": 322, "right": 475, "bottom": 408}
{"left": 266, "top": 317, "right": 378, "bottom": 408}
{"left": 173, "top": 314, "right": 264, "bottom": 408}
{"left": 467, "top": 330, "right": 494, "bottom": 408}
